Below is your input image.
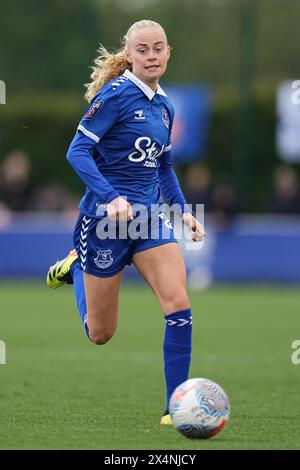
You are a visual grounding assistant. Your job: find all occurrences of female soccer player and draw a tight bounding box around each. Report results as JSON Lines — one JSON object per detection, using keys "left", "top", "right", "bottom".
{"left": 47, "top": 19, "right": 205, "bottom": 425}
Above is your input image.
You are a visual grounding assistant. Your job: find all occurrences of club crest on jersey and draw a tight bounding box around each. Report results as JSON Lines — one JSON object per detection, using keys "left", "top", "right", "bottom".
{"left": 134, "top": 109, "right": 145, "bottom": 120}
{"left": 162, "top": 108, "right": 170, "bottom": 129}
{"left": 94, "top": 249, "right": 113, "bottom": 269}
{"left": 84, "top": 101, "right": 103, "bottom": 119}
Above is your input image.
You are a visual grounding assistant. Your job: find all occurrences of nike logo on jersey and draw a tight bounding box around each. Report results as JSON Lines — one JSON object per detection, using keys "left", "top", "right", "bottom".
{"left": 128, "top": 137, "right": 165, "bottom": 167}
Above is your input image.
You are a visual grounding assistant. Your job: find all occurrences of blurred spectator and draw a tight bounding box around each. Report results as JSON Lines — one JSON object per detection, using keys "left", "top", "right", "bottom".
{"left": 0, "top": 149, "right": 80, "bottom": 216}
{"left": 184, "top": 163, "right": 213, "bottom": 214}
{"left": 0, "top": 150, "right": 36, "bottom": 211}
{"left": 62, "top": 194, "right": 80, "bottom": 224}
{"left": 33, "top": 183, "right": 72, "bottom": 212}
{"left": 0, "top": 201, "right": 13, "bottom": 228}
{"left": 212, "top": 179, "right": 239, "bottom": 230}
{"left": 268, "top": 165, "right": 300, "bottom": 214}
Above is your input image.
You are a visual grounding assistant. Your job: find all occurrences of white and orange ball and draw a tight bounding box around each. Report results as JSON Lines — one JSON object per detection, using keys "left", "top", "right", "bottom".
{"left": 169, "top": 378, "right": 230, "bottom": 439}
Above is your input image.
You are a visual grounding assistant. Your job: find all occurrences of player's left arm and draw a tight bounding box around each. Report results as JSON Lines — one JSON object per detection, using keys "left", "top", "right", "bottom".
{"left": 158, "top": 151, "right": 205, "bottom": 242}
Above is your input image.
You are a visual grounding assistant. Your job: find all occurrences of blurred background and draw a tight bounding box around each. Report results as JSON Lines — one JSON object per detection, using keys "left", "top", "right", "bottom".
{"left": 1, "top": 0, "right": 300, "bottom": 451}
{"left": 1, "top": 0, "right": 300, "bottom": 285}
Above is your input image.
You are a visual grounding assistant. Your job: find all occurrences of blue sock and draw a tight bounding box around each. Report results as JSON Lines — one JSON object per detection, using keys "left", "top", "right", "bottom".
{"left": 163, "top": 308, "right": 192, "bottom": 414}
{"left": 71, "top": 262, "right": 90, "bottom": 338}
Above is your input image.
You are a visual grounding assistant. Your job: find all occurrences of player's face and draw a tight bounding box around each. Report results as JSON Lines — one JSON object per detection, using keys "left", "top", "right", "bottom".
{"left": 126, "top": 27, "right": 170, "bottom": 89}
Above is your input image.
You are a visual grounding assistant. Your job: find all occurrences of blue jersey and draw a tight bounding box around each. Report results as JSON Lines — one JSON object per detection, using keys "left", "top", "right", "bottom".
{"left": 67, "top": 69, "right": 188, "bottom": 218}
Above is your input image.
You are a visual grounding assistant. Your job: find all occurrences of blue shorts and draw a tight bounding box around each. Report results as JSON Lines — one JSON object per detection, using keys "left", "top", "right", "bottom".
{"left": 73, "top": 210, "right": 178, "bottom": 277}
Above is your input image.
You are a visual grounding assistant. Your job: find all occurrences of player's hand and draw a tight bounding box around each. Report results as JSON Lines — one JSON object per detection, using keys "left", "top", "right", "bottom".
{"left": 107, "top": 197, "right": 134, "bottom": 222}
{"left": 182, "top": 212, "right": 206, "bottom": 242}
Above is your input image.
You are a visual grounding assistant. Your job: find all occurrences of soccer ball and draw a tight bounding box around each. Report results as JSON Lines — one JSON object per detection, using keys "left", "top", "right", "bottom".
{"left": 169, "top": 378, "right": 230, "bottom": 439}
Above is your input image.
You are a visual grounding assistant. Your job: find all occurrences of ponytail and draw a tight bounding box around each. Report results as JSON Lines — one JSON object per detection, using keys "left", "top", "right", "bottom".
{"left": 84, "top": 46, "right": 131, "bottom": 103}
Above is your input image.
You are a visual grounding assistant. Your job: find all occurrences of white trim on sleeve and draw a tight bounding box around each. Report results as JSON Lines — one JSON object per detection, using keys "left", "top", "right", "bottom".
{"left": 164, "top": 144, "right": 172, "bottom": 152}
{"left": 77, "top": 125, "right": 100, "bottom": 143}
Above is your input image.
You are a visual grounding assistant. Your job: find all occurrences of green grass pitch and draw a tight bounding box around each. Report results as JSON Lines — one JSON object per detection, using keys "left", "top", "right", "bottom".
{"left": 0, "top": 281, "right": 300, "bottom": 450}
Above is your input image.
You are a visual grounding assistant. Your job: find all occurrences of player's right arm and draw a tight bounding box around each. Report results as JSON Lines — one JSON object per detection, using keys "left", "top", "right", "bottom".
{"left": 66, "top": 87, "right": 132, "bottom": 221}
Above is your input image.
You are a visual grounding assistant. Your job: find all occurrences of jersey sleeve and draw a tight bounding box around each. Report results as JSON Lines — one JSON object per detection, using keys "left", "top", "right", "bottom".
{"left": 158, "top": 156, "right": 190, "bottom": 214}
{"left": 77, "top": 87, "right": 119, "bottom": 143}
{"left": 162, "top": 102, "right": 175, "bottom": 165}
{"left": 158, "top": 106, "right": 191, "bottom": 214}
{"left": 66, "top": 130, "right": 119, "bottom": 204}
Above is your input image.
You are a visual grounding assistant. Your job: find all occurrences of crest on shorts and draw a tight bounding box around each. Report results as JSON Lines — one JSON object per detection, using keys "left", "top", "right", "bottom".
{"left": 162, "top": 108, "right": 170, "bottom": 129}
{"left": 84, "top": 101, "right": 103, "bottom": 119}
{"left": 94, "top": 249, "right": 113, "bottom": 269}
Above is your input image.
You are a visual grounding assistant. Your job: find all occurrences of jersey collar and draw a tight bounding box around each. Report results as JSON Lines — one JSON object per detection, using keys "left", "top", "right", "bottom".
{"left": 123, "top": 69, "right": 167, "bottom": 100}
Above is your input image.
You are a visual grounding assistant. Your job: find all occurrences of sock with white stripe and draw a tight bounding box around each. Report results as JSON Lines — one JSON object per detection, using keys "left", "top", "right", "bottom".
{"left": 71, "top": 262, "right": 90, "bottom": 338}
{"left": 163, "top": 308, "right": 192, "bottom": 414}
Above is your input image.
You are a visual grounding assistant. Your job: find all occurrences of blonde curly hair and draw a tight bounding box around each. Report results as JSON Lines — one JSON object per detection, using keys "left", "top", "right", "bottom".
{"left": 84, "top": 20, "right": 167, "bottom": 103}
